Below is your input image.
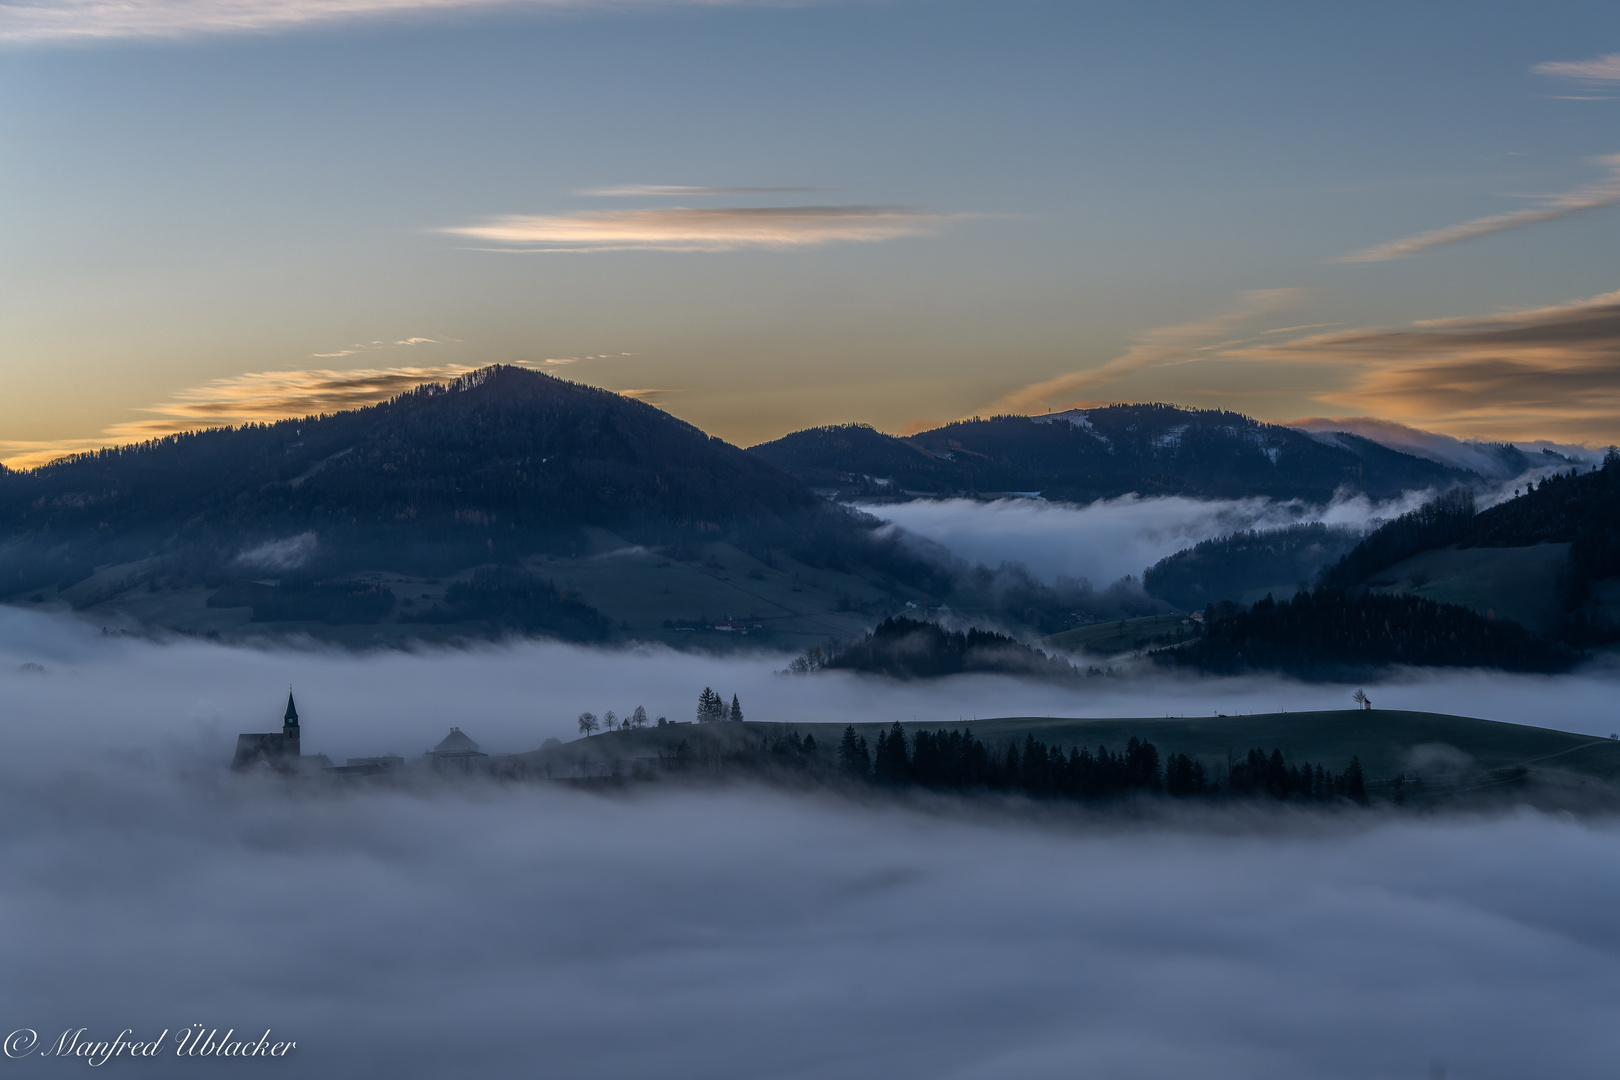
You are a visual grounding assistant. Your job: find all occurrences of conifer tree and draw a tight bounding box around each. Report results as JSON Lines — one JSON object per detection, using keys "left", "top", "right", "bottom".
{"left": 696, "top": 687, "right": 725, "bottom": 723}
{"left": 1344, "top": 755, "right": 1367, "bottom": 802}
{"left": 729, "top": 694, "right": 743, "bottom": 723}
{"left": 838, "top": 725, "right": 867, "bottom": 776}
{"left": 874, "top": 721, "right": 909, "bottom": 784}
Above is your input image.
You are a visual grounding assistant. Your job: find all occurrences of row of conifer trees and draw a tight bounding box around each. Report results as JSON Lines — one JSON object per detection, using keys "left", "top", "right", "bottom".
{"left": 831, "top": 722, "right": 1367, "bottom": 802}
{"left": 696, "top": 687, "right": 744, "bottom": 723}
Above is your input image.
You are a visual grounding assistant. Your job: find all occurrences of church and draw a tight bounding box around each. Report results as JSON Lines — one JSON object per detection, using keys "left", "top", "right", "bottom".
{"left": 230, "top": 691, "right": 305, "bottom": 772}
{"left": 230, "top": 691, "right": 496, "bottom": 777}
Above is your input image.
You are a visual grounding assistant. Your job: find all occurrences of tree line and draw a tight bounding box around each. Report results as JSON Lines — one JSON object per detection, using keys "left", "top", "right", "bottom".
{"left": 577, "top": 705, "right": 658, "bottom": 736}
{"left": 1144, "top": 522, "right": 1359, "bottom": 611}
{"left": 1319, "top": 487, "right": 1476, "bottom": 589}
{"left": 1167, "top": 587, "right": 1576, "bottom": 677}
{"left": 807, "top": 721, "right": 1370, "bottom": 803}
{"left": 788, "top": 616, "right": 1076, "bottom": 679}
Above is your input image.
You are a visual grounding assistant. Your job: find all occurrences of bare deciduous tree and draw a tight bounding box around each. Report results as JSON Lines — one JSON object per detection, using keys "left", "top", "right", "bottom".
{"left": 578, "top": 711, "right": 599, "bottom": 737}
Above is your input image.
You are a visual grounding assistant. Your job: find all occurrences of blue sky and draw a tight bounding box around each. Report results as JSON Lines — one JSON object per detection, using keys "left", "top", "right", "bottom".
{"left": 3, "top": 0, "right": 1619, "bottom": 462}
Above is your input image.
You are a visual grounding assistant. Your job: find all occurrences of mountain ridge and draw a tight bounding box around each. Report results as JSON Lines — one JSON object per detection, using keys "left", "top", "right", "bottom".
{"left": 748, "top": 404, "right": 1477, "bottom": 503}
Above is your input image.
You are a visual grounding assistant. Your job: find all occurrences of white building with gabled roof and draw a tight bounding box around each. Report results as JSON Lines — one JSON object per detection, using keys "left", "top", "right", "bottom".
{"left": 425, "top": 727, "right": 490, "bottom": 772}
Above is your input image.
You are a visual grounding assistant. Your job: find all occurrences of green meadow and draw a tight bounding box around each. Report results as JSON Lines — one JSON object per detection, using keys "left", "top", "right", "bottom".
{"left": 519, "top": 709, "right": 1620, "bottom": 806}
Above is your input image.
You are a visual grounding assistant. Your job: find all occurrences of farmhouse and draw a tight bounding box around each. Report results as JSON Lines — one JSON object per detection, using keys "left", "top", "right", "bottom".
{"left": 425, "top": 727, "right": 491, "bottom": 772}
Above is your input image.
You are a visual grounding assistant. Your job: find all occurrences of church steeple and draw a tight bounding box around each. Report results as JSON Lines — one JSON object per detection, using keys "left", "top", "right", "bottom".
{"left": 282, "top": 689, "right": 301, "bottom": 758}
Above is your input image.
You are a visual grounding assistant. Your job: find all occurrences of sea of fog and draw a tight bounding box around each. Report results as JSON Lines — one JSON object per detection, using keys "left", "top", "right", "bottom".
{"left": 862, "top": 475, "right": 1556, "bottom": 586}
{"left": 4, "top": 607, "right": 1620, "bottom": 763}
{"left": 864, "top": 491, "right": 1433, "bottom": 586}
{"left": 3, "top": 610, "right": 1620, "bottom": 1076}
{"left": 5, "top": 761, "right": 1620, "bottom": 1079}
{"left": 4, "top": 484, "right": 1617, "bottom": 1079}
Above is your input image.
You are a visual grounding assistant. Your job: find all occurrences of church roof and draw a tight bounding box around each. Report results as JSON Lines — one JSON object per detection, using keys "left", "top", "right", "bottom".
{"left": 284, "top": 691, "right": 299, "bottom": 724}
{"left": 431, "top": 727, "right": 482, "bottom": 754}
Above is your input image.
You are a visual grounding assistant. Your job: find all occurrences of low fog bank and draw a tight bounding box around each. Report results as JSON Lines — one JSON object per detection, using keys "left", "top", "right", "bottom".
{"left": 3, "top": 767, "right": 1620, "bottom": 1078}
{"left": 7, "top": 609, "right": 1620, "bottom": 1076}
{"left": 4, "top": 606, "right": 1620, "bottom": 772}
{"left": 867, "top": 491, "right": 1435, "bottom": 587}
{"left": 867, "top": 469, "right": 1564, "bottom": 589}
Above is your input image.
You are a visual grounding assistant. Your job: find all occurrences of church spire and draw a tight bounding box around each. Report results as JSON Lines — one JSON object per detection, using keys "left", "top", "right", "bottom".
{"left": 284, "top": 689, "right": 299, "bottom": 727}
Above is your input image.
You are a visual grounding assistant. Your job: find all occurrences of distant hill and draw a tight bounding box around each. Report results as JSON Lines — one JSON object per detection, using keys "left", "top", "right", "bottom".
{"left": 1293, "top": 420, "right": 1544, "bottom": 478}
{"left": 0, "top": 365, "right": 811, "bottom": 573}
{"left": 1166, "top": 589, "right": 1578, "bottom": 679}
{"left": 789, "top": 616, "right": 1080, "bottom": 679}
{"left": 516, "top": 710, "right": 1620, "bottom": 810}
{"left": 749, "top": 405, "right": 1474, "bottom": 503}
{"left": 1143, "top": 523, "right": 1362, "bottom": 610}
{"left": 0, "top": 367, "right": 951, "bottom": 644}
{"left": 1318, "top": 456, "right": 1620, "bottom": 641}
{"left": 0, "top": 367, "right": 1168, "bottom": 646}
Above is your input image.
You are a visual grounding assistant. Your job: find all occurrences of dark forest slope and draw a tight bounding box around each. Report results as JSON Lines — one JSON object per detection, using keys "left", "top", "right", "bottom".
{"left": 0, "top": 367, "right": 850, "bottom": 620}
{"left": 750, "top": 405, "right": 1473, "bottom": 503}
{"left": 1167, "top": 589, "right": 1578, "bottom": 678}
{"left": 1144, "top": 523, "right": 1362, "bottom": 610}
{"left": 1315, "top": 456, "right": 1620, "bottom": 641}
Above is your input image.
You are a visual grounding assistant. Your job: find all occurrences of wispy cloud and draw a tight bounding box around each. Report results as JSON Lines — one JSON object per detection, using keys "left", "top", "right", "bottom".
{"left": 1228, "top": 289, "right": 1620, "bottom": 442}
{"left": 0, "top": 0, "right": 768, "bottom": 45}
{"left": 0, "top": 437, "right": 115, "bottom": 471}
{"left": 1338, "top": 154, "right": 1620, "bottom": 262}
{"left": 311, "top": 336, "right": 440, "bottom": 359}
{"left": 1286, "top": 416, "right": 1572, "bottom": 477}
{"left": 988, "top": 289, "right": 1308, "bottom": 414}
{"left": 439, "top": 205, "right": 966, "bottom": 253}
{"left": 1533, "top": 52, "right": 1620, "bottom": 83}
{"left": 102, "top": 363, "right": 503, "bottom": 439}
{"left": 616, "top": 387, "right": 684, "bottom": 404}
{"left": 579, "top": 185, "right": 821, "bottom": 198}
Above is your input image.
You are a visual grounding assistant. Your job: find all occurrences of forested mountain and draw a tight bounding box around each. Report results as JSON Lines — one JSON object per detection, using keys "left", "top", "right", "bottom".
{"left": 1168, "top": 589, "right": 1578, "bottom": 678}
{"left": 0, "top": 366, "right": 820, "bottom": 593}
{"left": 1315, "top": 456, "right": 1620, "bottom": 641}
{"left": 1143, "top": 523, "right": 1361, "bottom": 610}
{"left": 749, "top": 405, "right": 1473, "bottom": 503}
{"left": 788, "top": 616, "right": 1080, "bottom": 679}
{"left": 0, "top": 367, "right": 981, "bottom": 644}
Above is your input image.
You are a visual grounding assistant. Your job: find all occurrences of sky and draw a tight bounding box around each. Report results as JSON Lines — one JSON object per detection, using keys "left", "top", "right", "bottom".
{"left": 4, "top": 0, "right": 1620, "bottom": 466}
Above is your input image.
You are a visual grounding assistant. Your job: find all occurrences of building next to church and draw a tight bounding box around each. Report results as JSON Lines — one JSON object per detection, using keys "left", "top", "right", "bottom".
{"left": 425, "top": 727, "right": 490, "bottom": 772}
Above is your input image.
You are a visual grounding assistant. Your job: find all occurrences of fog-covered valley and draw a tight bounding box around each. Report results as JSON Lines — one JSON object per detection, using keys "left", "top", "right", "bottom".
{"left": 864, "top": 458, "right": 1569, "bottom": 590}
{"left": 6, "top": 487, "right": 1620, "bottom": 1079}
{"left": 4, "top": 616, "right": 1620, "bottom": 1079}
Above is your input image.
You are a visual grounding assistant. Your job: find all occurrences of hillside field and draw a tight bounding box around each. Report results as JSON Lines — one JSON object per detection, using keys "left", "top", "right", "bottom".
{"left": 516, "top": 709, "right": 1620, "bottom": 806}
{"left": 1369, "top": 543, "right": 1571, "bottom": 635}
{"left": 28, "top": 534, "right": 910, "bottom": 650}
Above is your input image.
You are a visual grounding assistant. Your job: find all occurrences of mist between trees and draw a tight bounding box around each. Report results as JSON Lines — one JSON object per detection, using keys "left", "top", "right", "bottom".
{"left": 557, "top": 718, "right": 1370, "bottom": 809}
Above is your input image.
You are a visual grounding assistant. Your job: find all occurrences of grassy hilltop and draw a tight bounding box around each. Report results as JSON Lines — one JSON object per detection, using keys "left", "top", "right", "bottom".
{"left": 515, "top": 709, "right": 1620, "bottom": 807}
